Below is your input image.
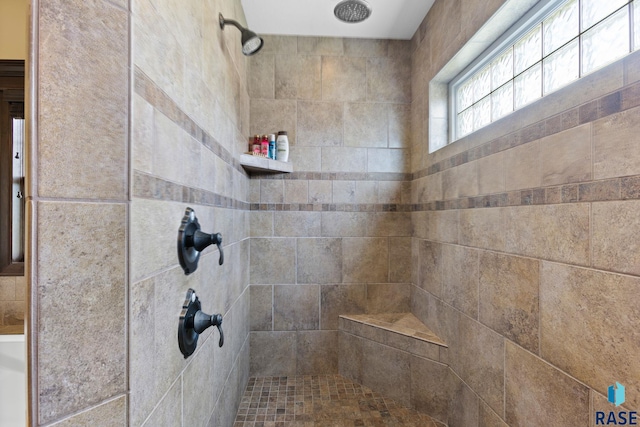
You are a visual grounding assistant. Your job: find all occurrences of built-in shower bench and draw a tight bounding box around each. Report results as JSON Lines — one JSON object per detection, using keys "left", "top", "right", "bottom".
{"left": 338, "top": 312, "right": 447, "bottom": 361}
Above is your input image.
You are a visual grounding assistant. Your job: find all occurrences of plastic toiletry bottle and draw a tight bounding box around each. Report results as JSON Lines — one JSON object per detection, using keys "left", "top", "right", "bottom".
{"left": 268, "top": 134, "right": 276, "bottom": 159}
{"left": 261, "top": 135, "right": 269, "bottom": 157}
{"left": 276, "top": 131, "right": 289, "bottom": 162}
{"left": 252, "top": 135, "right": 261, "bottom": 155}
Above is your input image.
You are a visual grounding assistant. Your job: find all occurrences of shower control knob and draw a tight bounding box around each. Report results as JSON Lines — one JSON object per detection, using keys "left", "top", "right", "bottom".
{"left": 177, "top": 207, "right": 224, "bottom": 275}
{"left": 178, "top": 289, "right": 224, "bottom": 358}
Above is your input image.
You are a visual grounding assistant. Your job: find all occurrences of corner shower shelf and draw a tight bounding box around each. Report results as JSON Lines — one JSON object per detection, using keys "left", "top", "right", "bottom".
{"left": 240, "top": 154, "right": 293, "bottom": 174}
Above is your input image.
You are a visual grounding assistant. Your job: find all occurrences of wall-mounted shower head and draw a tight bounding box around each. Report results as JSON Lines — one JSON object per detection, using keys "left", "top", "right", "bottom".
{"left": 219, "top": 14, "right": 264, "bottom": 56}
{"left": 334, "top": 0, "right": 372, "bottom": 23}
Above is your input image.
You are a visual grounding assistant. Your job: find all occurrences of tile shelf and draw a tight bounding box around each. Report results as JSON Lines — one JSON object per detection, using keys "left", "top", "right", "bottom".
{"left": 239, "top": 154, "right": 293, "bottom": 174}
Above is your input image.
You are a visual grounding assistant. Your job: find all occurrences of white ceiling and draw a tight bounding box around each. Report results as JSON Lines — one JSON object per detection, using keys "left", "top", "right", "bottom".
{"left": 241, "top": 0, "right": 435, "bottom": 40}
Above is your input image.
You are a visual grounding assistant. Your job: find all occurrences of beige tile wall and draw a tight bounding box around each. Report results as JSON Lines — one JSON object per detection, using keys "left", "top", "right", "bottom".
{"left": 411, "top": 0, "right": 640, "bottom": 426}
{"left": 31, "top": 0, "right": 251, "bottom": 426}
{"left": 247, "top": 35, "right": 414, "bottom": 376}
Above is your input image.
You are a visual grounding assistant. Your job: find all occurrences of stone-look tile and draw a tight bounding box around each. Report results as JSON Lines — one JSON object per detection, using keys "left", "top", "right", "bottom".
{"left": 477, "top": 152, "right": 504, "bottom": 195}
{"left": 297, "top": 238, "right": 342, "bottom": 283}
{"left": 297, "top": 36, "right": 344, "bottom": 55}
{"left": 39, "top": 0, "right": 128, "bottom": 199}
{"left": 504, "top": 140, "right": 541, "bottom": 191}
{"left": 14, "top": 276, "right": 26, "bottom": 301}
{"left": 132, "top": 93, "right": 153, "bottom": 174}
{"left": 321, "top": 212, "right": 369, "bottom": 237}
{"left": 274, "top": 285, "right": 319, "bottom": 330}
{"left": 458, "top": 208, "right": 505, "bottom": 252}
{"left": 504, "top": 204, "right": 590, "bottom": 265}
{"left": 455, "top": 159, "right": 480, "bottom": 198}
{"left": 152, "top": 112, "right": 187, "bottom": 185}
{"left": 250, "top": 238, "right": 296, "bottom": 284}
{"left": 275, "top": 55, "right": 321, "bottom": 99}
{"left": 389, "top": 237, "right": 412, "bottom": 283}
{"left": 0, "top": 277, "right": 15, "bottom": 300}
{"left": 260, "top": 35, "right": 298, "bottom": 54}
{"left": 447, "top": 375, "right": 480, "bottom": 427}
{"left": 457, "top": 316, "right": 505, "bottom": 417}
{"left": 339, "top": 332, "right": 364, "bottom": 383}
{"left": 479, "top": 401, "right": 508, "bottom": 427}
{"left": 250, "top": 331, "right": 297, "bottom": 376}
{"left": 366, "top": 283, "right": 411, "bottom": 313}
{"left": 342, "top": 238, "right": 389, "bottom": 283}
{"left": 594, "top": 105, "right": 640, "bottom": 179}
{"left": 184, "top": 337, "right": 216, "bottom": 427}
{"left": 322, "top": 56, "right": 367, "bottom": 102}
{"left": 321, "top": 284, "right": 367, "bottom": 330}
{"left": 49, "top": 396, "right": 127, "bottom": 427}
{"left": 297, "top": 101, "right": 343, "bottom": 146}
{"left": 416, "top": 210, "right": 459, "bottom": 244}
{"left": 389, "top": 104, "right": 412, "bottom": 149}
{"left": 592, "top": 200, "right": 640, "bottom": 275}
{"left": 344, "top": 38, "right": 388, "bottom": 57}
{"left": 308, "top": 180, "right": 332, "bottom": 203}
{"left": 540, "top": 262, "right": 640, "bottom": 408}
{"left": 2, "top": 301, "right": 24, "bottom": 325}
{"left": 368, "top": 148, "right": 410, "bottom": 173}
{"left": 354, "top": 181, "right": 378, "bottom": 204}
{"left": 248, "top": 53, "right": 275, "bottom": 99}
{"left": 249, "top": 211, "right": 273, "bottom": 237}
{"left": 505, "top": 341, "right": 590, "bottom": 426}
{"left": 541, "top": 124, "right": 592, "bottom": 186}
{"left": 410, "top": 357, "right": 452, "bottom": 424}
{"left": 250, "top": 285, "right": 272, "bottom": 331}
{"left": 442, "top": 245, "right": 479, "bottom": 319}
{"left": 362, "top": 339, "right": 411, "bottom": 406}
{"left": 289, "top": 146, "right": 322, "bottom": 172}
{"left": 418, "top": 240, "right": 443, "bottom": 297}
{"left": 367, "top": 57, "right": 411, "bottom": 103}
{"left": 274, "top": 211, "right": 321, "bottom": 237}
{"left": 259, "top": 179, "right": 284, "bottom": 203}
{"left": 333, "top": 180, "right": 356, "bottom": 203}
{"left": 249, "top": 179, "right": 261, "bottom": 203}
{"left": 372, "top": 212, "right": 413, "bottom": 237}
{"left": 37, "top": 202, "right": 126, "bottom": 424}
{"left": 321, "top": 147, "right": 368, "bottom": 172}
{"left": 140, "top": 380, "right": 181, "bottom": 427}
{"left": 250, "top": 99, "right": 297, "bottom": 145}
{"left": 344, "top": 103, "right": 388, "bottom": 148}
{"left": 479, "top": 252, "right": 540, "bottom": 353}
{"left": 296, "top": 331, "right": 339, "bottom": 375}
{"left": 284, "top": 180, "right": 308, "bottom": 204}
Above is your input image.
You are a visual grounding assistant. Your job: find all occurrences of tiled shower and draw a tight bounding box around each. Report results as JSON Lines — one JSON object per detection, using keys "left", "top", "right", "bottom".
{"left": 25, "top": 0, "right": 640, "bottom": 426}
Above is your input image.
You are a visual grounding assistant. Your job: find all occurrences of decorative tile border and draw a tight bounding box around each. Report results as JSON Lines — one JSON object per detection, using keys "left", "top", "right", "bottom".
{"left": 133, "top": 67, "right": 248, "bottom": 177}
{"left": 413, "top": 81, "right": 640, "bottom": 180}
{"left": 133, "top": 171, "right": 250, "bottom": 210}
{"left": 249, "top": 202, "right": 411, "bottom": 212}
{"left": 252, "top": 171, "right": 413, "bottom": 181}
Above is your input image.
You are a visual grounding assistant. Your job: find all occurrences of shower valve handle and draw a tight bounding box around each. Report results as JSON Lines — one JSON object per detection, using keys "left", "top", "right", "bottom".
{"left": 194, "top": 311, "right": 224, "bottom": 347}
{"left": 191, "top": 231, "right": 224, "bottom": 265}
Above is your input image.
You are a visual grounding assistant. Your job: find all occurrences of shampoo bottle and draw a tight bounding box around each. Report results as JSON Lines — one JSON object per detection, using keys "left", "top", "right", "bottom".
{"left": 276, "top": 131, "right": 289, "bottom": 162}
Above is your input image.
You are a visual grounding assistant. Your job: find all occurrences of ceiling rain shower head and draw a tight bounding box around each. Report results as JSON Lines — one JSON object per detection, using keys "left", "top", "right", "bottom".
{"left": 219, "top": 13, "right": 264, "bottom": 56}
{"left": 334, "top": 0, "right": 372, "bottom": 23}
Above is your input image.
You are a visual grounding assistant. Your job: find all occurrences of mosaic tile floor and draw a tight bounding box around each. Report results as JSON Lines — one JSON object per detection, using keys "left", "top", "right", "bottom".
{"left": 233, "top": 375, "right": 445, "bottom": 427}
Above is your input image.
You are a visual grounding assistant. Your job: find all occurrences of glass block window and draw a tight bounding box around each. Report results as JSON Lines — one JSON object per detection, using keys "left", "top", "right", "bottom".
{"left": 450, "top": 0, "right": 638, "bottom": 141}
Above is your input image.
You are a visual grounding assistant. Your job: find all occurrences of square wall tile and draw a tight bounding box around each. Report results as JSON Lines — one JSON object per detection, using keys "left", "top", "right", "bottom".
{"left": 250, "top": 238, "right": 296, "bottom": 284}
{"left": 250, "top": 331, "right": 297, "bottom": 376}
{"left": 320, "top": 284, "right": 367, "bottom": 330}
{"left": 275, "top": 55, "right": 321, "bottom": 100}
{"left": 250, "top": 285, "right": 272, "bottom": 331}
{"left": 342, "top": 238, "right": 389, "bottom": 283}
{"left": 274, "top": 285, "right": 320, "bottom": 330}
{"left": 479, "top": 252, "right": 540, "bottom": 353}
{"left": 442, "top": 244, "right": 479, "bottom": 319}
{"left": 592, "top": 200, "right": 640, "bottom": 276}
{"left": 506, "top": 341, "right": 589, "bottom": 426}
{"left": 366, "top": 57, "right": 411, "bottom": 103}
{"left": 344, "top": 103, "right": 388, "bottom": 148}
{"left": 297, "top": 101, "right": 343, "bottom": 146}
{"left": 296, "top": 330, "right": 338, "bottom": 374}
{"left": 322, "top": 56, "right": 367, "bottom": 102}
{"left": 297, "top": 238, "right": 342, "bottom": 283}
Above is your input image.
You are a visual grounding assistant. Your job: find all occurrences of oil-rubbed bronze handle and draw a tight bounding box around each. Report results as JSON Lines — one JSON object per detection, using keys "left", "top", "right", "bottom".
{"left": 177, "top": 208, "right": 224, "bottom": 274}
{"left": 178, "top": 289, "right": 225, "bottom": 358}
